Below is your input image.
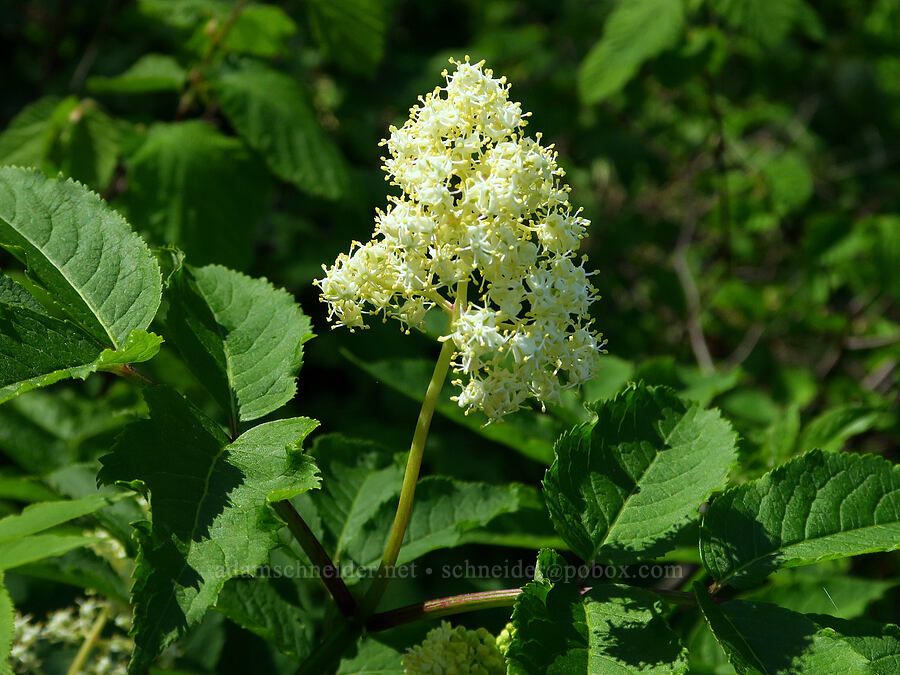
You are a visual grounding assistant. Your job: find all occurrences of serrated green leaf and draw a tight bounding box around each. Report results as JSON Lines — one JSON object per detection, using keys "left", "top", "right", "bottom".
{"left": 216, "top": 62, "right": 350, "bottom": 200}
{"left": 14, "top": 548, "right": 129, "bottom": 602}
{"left": 377, "top": 477, "right": 524, "bottom": 568}
{"left": 122, "top": 121, "right": 270, "bottom": 269}
{"left": 708, "top": 0, "right": 816, "bottom": 46}
{"left": 578, "top": 0, "right": 685, "bottom": 103}
{"left": 796, "top": 405, "right": 893, "bottom": 454}
{"left": 0, "top": 534, "right": 99, "bottom": 570}
{"left": 337, "top": 638, "right": 404, "bottom": 674}
{"left": 0, "top": 167, "right": 161, "bottom": 348}
{"left": 0, "top": 303, "right": 105, "bottom": 403}
{"left": 508, "top": 581, "right": 688, "bottom": 674}
{"left": 543, "top": 384, "right": 737, "bottom": 564}
{"left": 0, "top": 493, "right": 110, "bottom": 540}
{"left": 0, "top": 300, "right": 162, "bottom": 403}
{"left": 303, "top": 434, "right": 523, "bottom": 571}
{"left": 88, "top": 54, "right": 187, "bottom": 94}
{"left": 809, "top": 615, "right": 900, "bottom": 675}
{"left": 162, "top": 264, "right": 312, "bottom": 422}
{"left": 744, "top": 569, "right": 895, "bottom": 619}
{"left": 762, "top": 151, "right": 814, "bottom": 216}
{"left": 0, "top": 573, "right": 13, "bottom": 674}
{"left": 0, "top": 98, "right": 118, "bottom": 191}
{"left": 138, "top": 0, "right": 225, "bottom": 29}
{"left": 0, "top": 389, "right": 143, "bottom": 474}
{"left": 340, "top": 475, "right": 523, "bottom": 570}
{"left": 97, "top": 387, "right": 319, "bottom": 672}
{"left": 0, "top": 475, "right": 58, "bottom": 502}
{"left": 307, "top": 0, "right": 388, "bottom": 77}
{"left": 0, "top": 272, "right": 42, "bottom": 311}
{"left": 694, "top": 585, "right": 873, "bottom": 674}
{"left": 302, "top": 434, "right": 403, "bottom": 562}
{"left": 54, "top": 102, "right": 120, "bottom": 191}
{"left": 47, "top": 463, "right": 147, "bottom": 553}
{"left": 0, "top": 97, "right": 75, "bottom": 170}
{"left": 534, "top": 548, "right": 567, "bottom": 583}
{"left": 700, "top": 449, "right": 900, "bottom": 589}
{"left": 224, "top": 5, "right": 297, "bottom": 58}
{"left": 215, "top": 577, "right": 313, "bottom": 660}
{"left": 344, "top": 353, "right": 556, "bottom": 464}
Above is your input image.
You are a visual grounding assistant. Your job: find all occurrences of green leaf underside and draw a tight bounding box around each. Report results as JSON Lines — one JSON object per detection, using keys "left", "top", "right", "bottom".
{"left": 0, "top": 273, "right": 43, "bottom": 311}
{"left": 0, "top": 300, "right": 162, "bottom": 403}
{"left": 97, "top": 387, "right": 319, "bottom": 672}
{"left": 215, "top": 577, "right": 313, "bottom": 661}
{"left": 695, "top": 584, "right": 896, "bottom": 674}
{"left": 0, "top": 167, "right": 161, "bottom": 348}
{"left": 123, "top": 122, "right": 270, "bottom": 269}
{"left": 216, "top": 62, "right": 349, "bottom": 199}
{"left": 344, "top": 353, "right": 556, "bottom": 464}
{"left": 88, "top": 54, "right": 187, "bottom": 94}
{"left": 578, "top": 0, "right": 685, "bottom": 103}
{"left": 163, "top": 263, "right": 312, "bottom": 422}
{"left": 700, "top": 449, "right": 900, "bottom": 589}
{"left": 0, "top": 573, "right": 13, "bottom": 674}
{"left": 0, "top": 302, "right": 104, "bottom": 401}
{"left": 508, "top": 581, "right": 688, "bottom": 674}
{"left": 544, "top": 384, "right": 737, "bottom": 564}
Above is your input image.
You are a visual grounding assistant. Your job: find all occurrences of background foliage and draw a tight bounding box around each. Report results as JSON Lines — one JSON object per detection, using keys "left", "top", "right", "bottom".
{"left": 0, "top": 0, "right": 898, "bottom": 673}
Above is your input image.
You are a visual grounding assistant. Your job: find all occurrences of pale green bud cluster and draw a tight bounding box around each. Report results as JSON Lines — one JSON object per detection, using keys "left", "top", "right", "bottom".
{"left": 317, "top": 57, "right": 604, "bottom": 419}
{"left": 495, "top": 621, "right": 515, "bottom": 656}
{"left": 401, "top": 621, "right": 507, "bottom": 675}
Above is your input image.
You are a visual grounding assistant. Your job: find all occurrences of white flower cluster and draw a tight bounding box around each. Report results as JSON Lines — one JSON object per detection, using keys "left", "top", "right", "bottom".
{"left": 11, "top": 597, "right": 132, "bottom": 675}
{"left": 317, "top": 57, "right": 604, "bottom": 419}
{"left": 401, "top": 621, "right": 506, "bottom": 675}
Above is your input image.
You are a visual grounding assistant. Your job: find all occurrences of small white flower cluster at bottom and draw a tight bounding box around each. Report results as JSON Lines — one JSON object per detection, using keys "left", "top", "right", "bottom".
{"left": 12, "top": 596, "right": 131, "bottom": 675}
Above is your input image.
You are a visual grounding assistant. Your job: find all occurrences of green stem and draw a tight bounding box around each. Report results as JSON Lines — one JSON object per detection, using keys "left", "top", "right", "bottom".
{"left": 366, "top": 585, "right": 701, "bottom": 633}
{"left": 367, "top": 588, "right": 522, "bottom": 632}
{"left": 359, "top": 337, "right": 456, "bottom": 615}
{"left": 272, "top": 500, "right": 356, "bottom": 617}
{"left": 359, "top": 282, "right": 466, "bottom": 616}
{"left": 67, "top": 605, "right": 108, "bottom": 675}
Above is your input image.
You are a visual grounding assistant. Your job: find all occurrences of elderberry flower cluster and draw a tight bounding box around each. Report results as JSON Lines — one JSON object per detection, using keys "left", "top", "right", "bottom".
{"left": 317, "top": 58, "right": 604, "bottom": 419}
{"left": 401, "top": 621, "right": 506, "bottom": 675}
{"left": 11, "top": 597, "right": 133, "bottom": 675}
